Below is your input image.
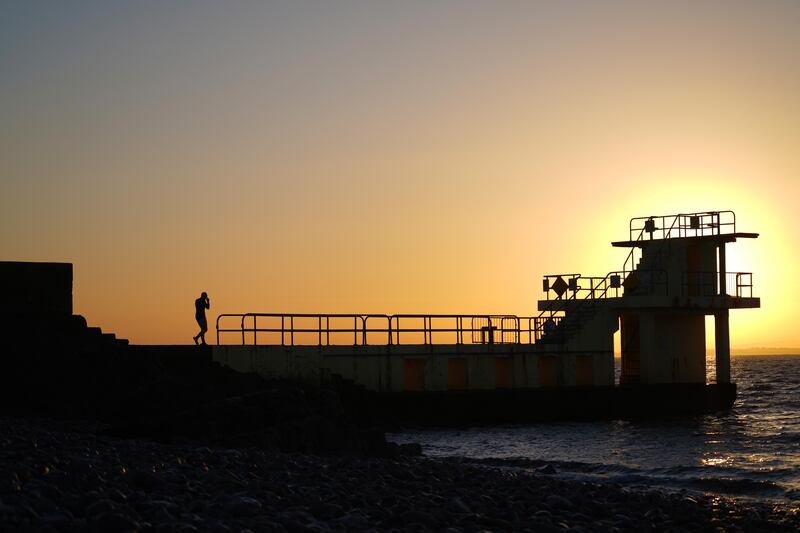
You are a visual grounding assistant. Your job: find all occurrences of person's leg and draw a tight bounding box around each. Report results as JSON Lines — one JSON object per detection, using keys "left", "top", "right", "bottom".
{"left": 199, "top": 321, "right": 208, "bottom": 345}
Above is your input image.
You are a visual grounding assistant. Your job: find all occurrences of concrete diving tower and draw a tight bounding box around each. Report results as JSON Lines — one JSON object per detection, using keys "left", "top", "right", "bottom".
{"left": 212, "top": 210, "right": 756, "bottom": 422}
{"left": 537, "top": 210, "right": 758, "bottom": 386}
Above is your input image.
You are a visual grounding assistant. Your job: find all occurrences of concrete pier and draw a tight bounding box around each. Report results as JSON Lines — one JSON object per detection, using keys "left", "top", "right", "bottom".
{"left": 211, "top": 211, "right": 758, "bottom": 419}
{"left": 212, "top": 344, "right": 614, "bottom": 393}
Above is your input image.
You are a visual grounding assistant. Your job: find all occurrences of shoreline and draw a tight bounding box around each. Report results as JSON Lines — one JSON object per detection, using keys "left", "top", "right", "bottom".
{"left": 429, "top": 455, "right": 796, "bottom": 506}
{"left": 2, "top": 416, "right": 797, "bottom": 532}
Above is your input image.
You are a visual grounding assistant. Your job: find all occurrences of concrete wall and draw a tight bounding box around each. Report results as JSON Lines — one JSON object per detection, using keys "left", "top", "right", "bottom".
{"left": 634, "top": 311, "right": 706, "bottom": 385}
{"left": 640, "top": 238, "right": 718, "bottom": 297}
{"left": 212, "top": 344, "right": 614, "bottom": 392}
{"left": 0, "top": 262, "right": 72, "bottom": 316}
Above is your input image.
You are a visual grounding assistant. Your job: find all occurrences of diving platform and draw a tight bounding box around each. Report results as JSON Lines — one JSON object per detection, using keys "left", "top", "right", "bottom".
{"left": 212, "top": 210, "right": 759, "bottom": 420}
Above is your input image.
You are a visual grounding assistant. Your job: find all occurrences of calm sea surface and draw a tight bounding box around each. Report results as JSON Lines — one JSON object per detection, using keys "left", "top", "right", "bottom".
{"left": 388, "top": 355, "right": 800, "bottom": 502}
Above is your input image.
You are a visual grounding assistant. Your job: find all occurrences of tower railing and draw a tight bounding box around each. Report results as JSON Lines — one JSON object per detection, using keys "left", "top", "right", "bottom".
{"left": 628, "top": 210, "right": 736, "bottom": 242}
{"left": 542, "top": 270, "right": 668, "bottom": 301}
{"left": 535, "top": 210, "right": 740, "bottom": 345}
{"left": 681, "top": 271, "right": 754, "bottom": 298}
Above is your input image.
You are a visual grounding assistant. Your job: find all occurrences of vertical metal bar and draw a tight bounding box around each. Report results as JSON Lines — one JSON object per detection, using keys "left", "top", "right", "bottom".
{"left": 318, "top": 316, "right": 322, "bottom": 346}
{"left": 354, "top": 316, "right": 357, "bottom": 346}
{"left": 362, "top": 316, "right": 368, "bottom": 346}
{"left": 428, "top": 316, "right": 431, "bottom": 344}
{"left": 281, "top": 316, "right": 285, "bottom": 346}
{"left": 718, "top": 244, "right": 727, "bottom": 296}
{"left": 290, "top": 316, "right": 294, "bottom": 346}
{"left": 326, "top": 316, "right": 330, "bottom": 346}
{"left": 253, "top": 316, "right": 257, "bottom": 346}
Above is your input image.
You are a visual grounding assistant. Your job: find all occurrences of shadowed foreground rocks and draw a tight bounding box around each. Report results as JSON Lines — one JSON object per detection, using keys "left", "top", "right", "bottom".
{"left": 1, "top": 417, "right": 797, "bottom": 532}
{"left": 0, "top": 342, "right": 797, "bottom": 531}
{"left": 0, "top": 344, "right": 399, "bottom": 456}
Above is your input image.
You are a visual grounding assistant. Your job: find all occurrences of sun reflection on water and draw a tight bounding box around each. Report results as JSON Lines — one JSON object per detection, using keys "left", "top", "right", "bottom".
{"left": 390, "top": 356, "right": 800, "bottom": 501}
{"left": 701, "top": 455, "right": 733, "bottom": 467}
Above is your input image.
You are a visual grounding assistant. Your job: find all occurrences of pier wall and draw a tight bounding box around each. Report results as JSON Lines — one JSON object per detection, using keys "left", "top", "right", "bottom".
{"left": 212, "top": 345, "right": 615, "bottom": 392}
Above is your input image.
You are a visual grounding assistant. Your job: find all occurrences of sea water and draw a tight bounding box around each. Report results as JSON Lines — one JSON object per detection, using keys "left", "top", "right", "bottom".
{"left": 388, "top": 355, "right": 800, "bottom": 502}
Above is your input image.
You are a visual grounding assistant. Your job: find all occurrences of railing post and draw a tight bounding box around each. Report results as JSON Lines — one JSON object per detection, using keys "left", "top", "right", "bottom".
{"left": 362, "top": 316, "right": 368, "bottom": 346}
{"left": 424, "top": 316, "right": 429, "bottom": 345}
{"left": 318, "top": 316, "right": 322, "bottom": 346}
{"left": 253, "top": 316, "right": 257, "bottom": 346}
{"left": 718, "top": 243, "right": 727, "bottom": 296}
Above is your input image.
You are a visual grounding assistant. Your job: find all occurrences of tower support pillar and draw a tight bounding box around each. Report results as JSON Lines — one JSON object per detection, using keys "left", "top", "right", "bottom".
{"left": 714, "top": 309, "right": 731, "bottom": 384}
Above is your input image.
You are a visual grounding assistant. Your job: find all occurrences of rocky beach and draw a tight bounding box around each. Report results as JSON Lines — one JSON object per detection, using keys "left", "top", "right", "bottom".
{"left": 2, "top": 415, "right": 798, "bottom": 532}
{"left": 1, "top": 334, "right": 797, "bottom": 532}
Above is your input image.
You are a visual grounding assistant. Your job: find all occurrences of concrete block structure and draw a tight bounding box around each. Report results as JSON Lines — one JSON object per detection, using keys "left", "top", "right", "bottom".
{"left": 0, "top": 261, "right": 73, "bottom": 316}
{"left": 1, "top": 261, "right": 129, "bottom": 350}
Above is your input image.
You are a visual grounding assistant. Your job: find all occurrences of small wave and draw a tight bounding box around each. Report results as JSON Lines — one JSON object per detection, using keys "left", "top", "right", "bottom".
{"left": 686, "top": 476, "right": 784, "bottom": 496}
{"left": 775, "top": 431, "right": 800, "bottom": 443}
{"left": 466, "top": 456, "right": 642, "bottom": 476}
{"left": 455, "top": 455, "right": 798, "bottom": 500}
{"left": 598, "top": 473, "right": 788, "bottom": 499}
{"left": 747, "top": 383, "right": 775, "bottom": 392}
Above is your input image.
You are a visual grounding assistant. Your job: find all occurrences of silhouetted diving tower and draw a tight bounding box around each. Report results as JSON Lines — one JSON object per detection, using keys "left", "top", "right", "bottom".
{"left": 537, "top": 211, "right": 759, "bottom": 386}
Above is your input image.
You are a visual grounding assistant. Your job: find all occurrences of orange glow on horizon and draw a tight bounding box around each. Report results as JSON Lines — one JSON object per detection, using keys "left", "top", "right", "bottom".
{"left": 2, "top": 3, "right": 799, "bottom": 348}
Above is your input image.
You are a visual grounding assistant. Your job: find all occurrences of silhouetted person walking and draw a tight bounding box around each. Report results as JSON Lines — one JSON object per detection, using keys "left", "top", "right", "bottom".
{"left": 193, "top": 292, "right": 210, "bottom": 345}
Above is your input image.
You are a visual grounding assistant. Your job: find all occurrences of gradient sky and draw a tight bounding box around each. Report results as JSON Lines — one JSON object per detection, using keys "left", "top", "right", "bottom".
{"left": 2, "top": 1, "right": 799, "bottom": 347}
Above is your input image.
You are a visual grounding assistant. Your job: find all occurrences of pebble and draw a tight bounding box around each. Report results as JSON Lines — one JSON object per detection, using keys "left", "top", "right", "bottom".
{"left": 539, "top": 464, "right": 559, "bottom": 475}
{"left": 223, "top": 495, "right": 262, "bottom": 516}
{"left": 546, "top": 494, "right": 574, "bottom": 509}
{"left": 0, "top": 416, "right": 796, "bottom": 533}
{"left": 94, "top": 511, "right": 139, "bottom": 532}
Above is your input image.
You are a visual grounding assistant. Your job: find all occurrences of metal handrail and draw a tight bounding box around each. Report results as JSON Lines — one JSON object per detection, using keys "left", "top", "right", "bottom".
{"left": 535, "top": 211, "right": 716, "bottom": 344}
{"left": 681, "top": 271, "right": 754, "bottom": 298}
{"left": 542, "top": 269, "right": 668, "bottom": 301}
{"left": 629, "top": 210, "right": 736, "bottom": 242}
{"left": 216, "top": 313, "right": 543, "bottom": 347}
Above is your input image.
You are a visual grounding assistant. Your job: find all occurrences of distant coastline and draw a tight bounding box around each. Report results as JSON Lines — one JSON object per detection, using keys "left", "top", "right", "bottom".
{"left": 727, "top": 348, "right": 800, "bottom": 356}
{"left": 612, "top": 349, "right": 800, "bottom": 357}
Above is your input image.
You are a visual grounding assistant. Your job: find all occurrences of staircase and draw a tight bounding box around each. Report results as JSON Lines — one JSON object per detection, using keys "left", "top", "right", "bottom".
{"left": 4, "top": 313, "right": 130, "bottom": 353}
{"left": 537, "top": 222, "right": 653, "bottom": 346}
{"left": 61, "top": 314, "right": 130, "bottom": 351}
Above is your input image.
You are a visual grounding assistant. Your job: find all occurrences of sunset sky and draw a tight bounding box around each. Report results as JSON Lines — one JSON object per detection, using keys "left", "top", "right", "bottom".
{"left": 2, "top": 1, "right": 799, "bottom": 348}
